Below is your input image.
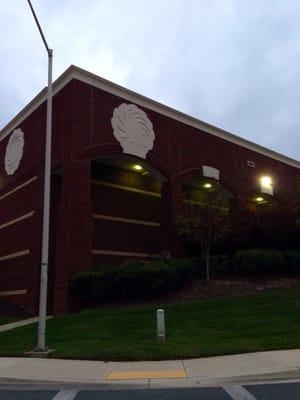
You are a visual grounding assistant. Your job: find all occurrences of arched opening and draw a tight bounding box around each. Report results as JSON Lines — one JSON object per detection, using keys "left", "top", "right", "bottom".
{"left": 181, "top": 175, "right": 235, "bottom": 213}
{"left": 179, "top": 170, "right": 236, "bottom": 257}
{"left": 90, "top": 154, "right": 168, "bottom": 266}
{"left": 239, "top": 189, "right": 296, "bottom": 250}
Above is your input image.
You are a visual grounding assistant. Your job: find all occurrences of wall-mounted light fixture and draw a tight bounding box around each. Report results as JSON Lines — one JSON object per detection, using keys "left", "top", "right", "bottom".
{"left": 203, "top": 183, "right": 212, "bottom": 189}
{"left": 260, "top": 175, "right": 273, "bottom": 195}
{"left": 256, "top": 196, "right": 264, "bottom": 203}
{"left": 261, "top": 176, "right": 272, "bottom": 188}
{"left": 133, "top": 164, "right": 143, "bottom": 171}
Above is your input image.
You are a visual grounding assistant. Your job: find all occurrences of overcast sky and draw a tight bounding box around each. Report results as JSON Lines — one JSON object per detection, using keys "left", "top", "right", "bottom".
{"left": 1, "top": 0, "right": 299, "bottom": 160}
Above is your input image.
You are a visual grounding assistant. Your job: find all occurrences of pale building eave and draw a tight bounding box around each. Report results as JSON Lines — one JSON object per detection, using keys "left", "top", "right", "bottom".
{"left": 1, "top": 64, "right": 299, "bottom": 169}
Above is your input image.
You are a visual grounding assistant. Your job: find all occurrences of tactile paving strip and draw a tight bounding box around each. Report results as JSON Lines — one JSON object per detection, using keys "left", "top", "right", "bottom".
{"left": 106, "top": 369, "right": 187, "bottom": 380}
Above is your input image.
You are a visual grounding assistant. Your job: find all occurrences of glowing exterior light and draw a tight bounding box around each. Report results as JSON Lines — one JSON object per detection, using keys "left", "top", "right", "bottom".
{"left": 203, "top": 183, "right": 212, "bottom": 189}
{"left": 260, "top": 175, "right": 273, "bottom": 196}
{"left": 260, "top": 176, "right": 272, "bottom": 188}
{"left": 133, "top": 164, "right": 143, "bottom": 171}
{"left": 256, "top": 196, "right": 264, "bottom": 202}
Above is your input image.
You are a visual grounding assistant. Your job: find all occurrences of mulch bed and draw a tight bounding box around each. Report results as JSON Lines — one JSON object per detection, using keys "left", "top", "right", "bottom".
{"left": 166, "top": 276, "right": 300, "bottom": 302}
{"left": 93, "top": 276, "right": 300, "bottom": 311}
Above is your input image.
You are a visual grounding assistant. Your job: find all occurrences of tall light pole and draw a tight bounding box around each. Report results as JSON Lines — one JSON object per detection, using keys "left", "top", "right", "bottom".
{"left": 27, "top": 0, "right": 53, "bottom": 352}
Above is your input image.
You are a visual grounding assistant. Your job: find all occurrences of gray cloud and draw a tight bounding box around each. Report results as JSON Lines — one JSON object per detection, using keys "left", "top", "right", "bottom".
{"left": 1, "top": 0, "right": 299, "bottom": 160}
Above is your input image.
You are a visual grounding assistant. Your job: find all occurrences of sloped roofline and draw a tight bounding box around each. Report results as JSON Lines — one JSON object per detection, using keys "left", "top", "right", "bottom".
{"left": 1, "top": 64, "right": 299, "bottom": 169}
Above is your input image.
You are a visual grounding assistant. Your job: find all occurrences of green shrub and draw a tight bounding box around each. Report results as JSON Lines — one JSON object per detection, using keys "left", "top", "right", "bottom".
{"left": 72, "top": 258, "right": 198, "bottom": 302}
{"left": 165, "top": 258, "right": 197, "bottom": 280}
{"left": 231, "top": 249, "right": 284, "bottom": 276}
{"left": 92, "top": 264, "right": 117, "bottom": 272}
{"left": 188, "top": 255, "right": 230, "bottom": 278}
{"left": 110, "top": 259, "right": 190, "bottom": 299}
{"left": 284, "top": 250, "right": 300, "bottom": 275}
{"left": 71, "top": 269, "right": 115, "bottom": 301}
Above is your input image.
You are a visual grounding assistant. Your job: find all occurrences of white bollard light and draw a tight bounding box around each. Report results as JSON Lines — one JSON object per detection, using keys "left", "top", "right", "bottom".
{"left": 156, "top": 309, "right": 166, "bottom": 342}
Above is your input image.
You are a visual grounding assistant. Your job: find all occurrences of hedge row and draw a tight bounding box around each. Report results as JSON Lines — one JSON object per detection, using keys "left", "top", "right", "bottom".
{"left": 71, "top": 250, "right": 300, "bottom": 303}
{"left": 71, "top": 258, "right": 197, "bottom": 302}
{"left": 232, "top": 249, "right": 300, "bottom": 276}
{"left": 193, "top": 250, "right": 300, "bottom": 276}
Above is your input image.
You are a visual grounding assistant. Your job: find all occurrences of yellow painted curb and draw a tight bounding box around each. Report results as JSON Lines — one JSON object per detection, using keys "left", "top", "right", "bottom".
{"left": 106, "top": 369, "right": 187, "bottom": 380}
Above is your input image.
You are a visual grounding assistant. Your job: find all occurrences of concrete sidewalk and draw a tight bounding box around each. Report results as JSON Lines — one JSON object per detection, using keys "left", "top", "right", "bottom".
{"left": 0, "top": 350, "right": 299, "bottom": 387}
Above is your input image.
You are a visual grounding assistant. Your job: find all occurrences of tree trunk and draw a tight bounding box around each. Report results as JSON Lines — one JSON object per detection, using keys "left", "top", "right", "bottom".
{"left": 205, "top": 251, "right": 210, "bottom": 281}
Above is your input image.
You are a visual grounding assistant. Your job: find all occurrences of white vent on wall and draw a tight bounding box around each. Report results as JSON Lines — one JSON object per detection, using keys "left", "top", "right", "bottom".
{"left": 247, "top": 160, "right": 255, "bottom": 168}
{"left": 202, "top": 165, "right": 220, "bottom": 180}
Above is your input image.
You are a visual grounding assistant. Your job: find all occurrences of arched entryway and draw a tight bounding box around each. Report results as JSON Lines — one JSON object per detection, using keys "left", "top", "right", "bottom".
{"left": 179, "top": 168, "right": 236, "bottom": 213}
{"left": 90, "top": 154, "right": 169, "bottom": 266}
{"left": 177, "top": 168, "right": 237, "bottom": 257}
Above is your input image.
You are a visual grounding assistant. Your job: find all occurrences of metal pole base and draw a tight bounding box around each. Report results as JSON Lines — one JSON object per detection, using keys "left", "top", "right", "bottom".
{"left": 24, "top": 348, "right": 55, "bottom": 358}
{"left": 157, "top": 334, "right": 166, "bottom": 343}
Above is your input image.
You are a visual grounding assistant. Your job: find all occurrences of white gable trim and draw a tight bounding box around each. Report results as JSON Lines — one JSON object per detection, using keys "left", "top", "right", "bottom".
{"left": 1, "top": 65, "right": 299, "bottom": 169}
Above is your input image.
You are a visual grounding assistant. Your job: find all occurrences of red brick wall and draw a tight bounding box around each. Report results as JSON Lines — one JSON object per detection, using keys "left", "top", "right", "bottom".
{"left": 71, "top": 79, "right": 299, "bottom": 205}
{"left": 1, "top": 75, "right": 299, "bottom": 315}
{"left": 0, "top": 81, "right": 75, "bottom": 315}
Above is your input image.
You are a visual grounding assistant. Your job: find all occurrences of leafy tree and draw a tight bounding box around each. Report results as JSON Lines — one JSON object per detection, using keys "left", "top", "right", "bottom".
{"left": 178, "top": 190, "right": 230, "bottom": 280}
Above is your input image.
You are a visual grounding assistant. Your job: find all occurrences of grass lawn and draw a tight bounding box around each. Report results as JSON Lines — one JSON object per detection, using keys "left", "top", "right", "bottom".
{"left": 0, "top": 290, "right": 300, "bottom": 360}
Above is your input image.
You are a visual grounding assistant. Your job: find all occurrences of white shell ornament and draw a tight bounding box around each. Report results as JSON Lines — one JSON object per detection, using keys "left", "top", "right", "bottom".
{"left": 5, "top": 128, "right": 25, "bottom": 175}
{"left": 111, "top": 103, "right": 155, "bottom": 159}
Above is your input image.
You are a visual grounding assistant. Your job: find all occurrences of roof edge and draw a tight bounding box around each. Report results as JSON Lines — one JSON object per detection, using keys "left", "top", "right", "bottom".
{"left": 0, "top": 65, "right": 75, "bottom": 141}
{"left": 1, "top": 64, "right": 299, "bottom": 169}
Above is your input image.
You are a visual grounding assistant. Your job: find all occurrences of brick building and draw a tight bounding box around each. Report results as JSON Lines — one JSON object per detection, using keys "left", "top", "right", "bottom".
{"left": 0, "top": 65, "right": 299, "bottom": 315}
